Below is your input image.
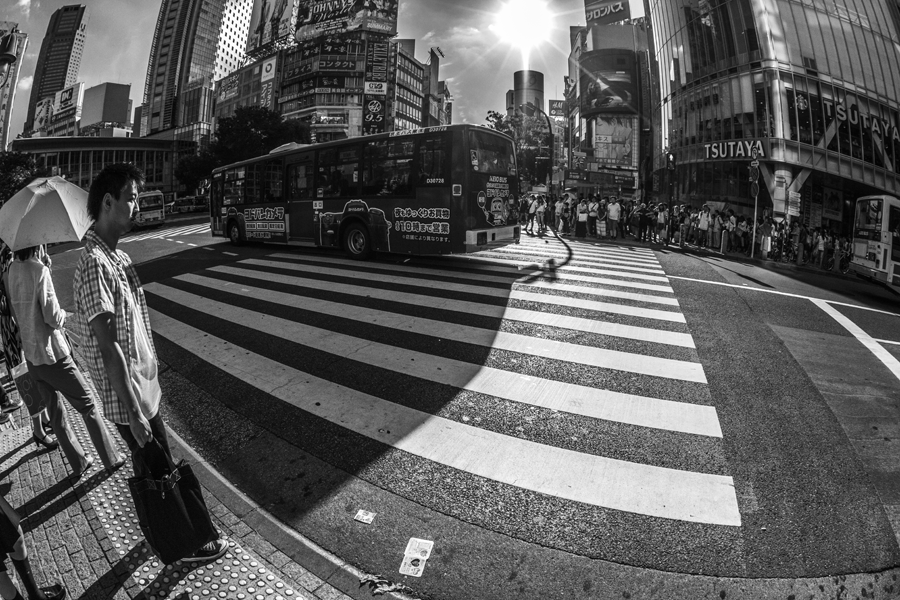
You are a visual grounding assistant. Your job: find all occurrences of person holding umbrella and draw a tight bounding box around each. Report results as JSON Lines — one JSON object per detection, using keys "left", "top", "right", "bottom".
{"left": 1, "top": 177, "right": 125, "bottom": 478}
{"left": 7, "top": 244, "right": 124, "bottom": 478}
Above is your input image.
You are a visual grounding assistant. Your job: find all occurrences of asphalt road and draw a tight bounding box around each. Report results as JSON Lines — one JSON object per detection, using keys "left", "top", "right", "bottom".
{"left": 47, "top": 220, "right": 900, "bottom": 599}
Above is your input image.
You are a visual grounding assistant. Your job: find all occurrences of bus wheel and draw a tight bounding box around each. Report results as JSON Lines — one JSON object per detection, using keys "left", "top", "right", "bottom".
{"left": 342, "top": 222, "right": 371, "bottom": 260}
{"left": 228, "top": 221, "right": 242, "bottom": 246}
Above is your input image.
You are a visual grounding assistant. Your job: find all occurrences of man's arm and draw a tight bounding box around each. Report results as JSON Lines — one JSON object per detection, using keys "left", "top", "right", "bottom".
{"left": 89, "top": 312, "right": 153, "bottom": 447}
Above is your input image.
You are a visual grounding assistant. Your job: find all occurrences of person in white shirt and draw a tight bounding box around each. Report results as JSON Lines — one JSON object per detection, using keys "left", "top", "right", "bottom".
{"left": 607, "top": 198, "right": 621, "bottom": 239}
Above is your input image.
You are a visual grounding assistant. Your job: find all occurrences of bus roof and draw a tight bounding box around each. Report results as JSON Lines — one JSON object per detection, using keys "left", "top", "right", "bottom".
{"left": 211, "top": 124, "right": 513, "bottom": 175}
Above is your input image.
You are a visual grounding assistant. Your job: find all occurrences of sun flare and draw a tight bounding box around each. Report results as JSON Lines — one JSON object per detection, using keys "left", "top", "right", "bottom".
{"left": 490, "top": 0, "right": 555, "bottom": 63}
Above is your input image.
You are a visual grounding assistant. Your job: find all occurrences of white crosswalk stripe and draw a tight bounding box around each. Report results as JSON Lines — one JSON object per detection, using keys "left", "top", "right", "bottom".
{"left": 121, "top": 223, "right": 210, "bottom": 243}
{"left": 144, "top": 240, "right": 741, "bottom": 527}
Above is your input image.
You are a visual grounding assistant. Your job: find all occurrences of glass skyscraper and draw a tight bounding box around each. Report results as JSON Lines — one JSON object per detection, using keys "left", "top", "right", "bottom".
{"left": 646, "top": 0, "right": 900, "bottom": 233}
{"left": 23, "top": 4, "right": 88, "bottom": 135}
{"left": 141, "top": 0, "right": 251, "bottom": 147}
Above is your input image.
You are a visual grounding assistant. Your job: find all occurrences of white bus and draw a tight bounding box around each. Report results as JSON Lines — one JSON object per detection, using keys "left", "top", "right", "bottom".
{"left": 134, "top": 190, "right": 166, "bottom": 228}
{"left": 849, "top": 194, "right": 900, "bottom": 292}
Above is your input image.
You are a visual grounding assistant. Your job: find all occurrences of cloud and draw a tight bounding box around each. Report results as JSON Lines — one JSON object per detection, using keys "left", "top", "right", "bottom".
{"left": 15, "top": 0, "right": 32, "bottom": 18}
{"left": 17, "top": 75, "right": 32, "bottom": 92}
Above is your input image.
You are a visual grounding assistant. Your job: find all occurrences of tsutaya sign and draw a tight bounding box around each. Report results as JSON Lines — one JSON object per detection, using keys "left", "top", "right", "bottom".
{"left": 822, "top": 100, "right": 900, "bottom": 143}
{"left": 704, "top": 140, "right": 767, "bottom": 160}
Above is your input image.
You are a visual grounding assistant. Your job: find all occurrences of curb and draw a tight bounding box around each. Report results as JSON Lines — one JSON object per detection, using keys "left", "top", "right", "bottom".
{"left": 165, "top": 427, "right": 421, "bottom": 600}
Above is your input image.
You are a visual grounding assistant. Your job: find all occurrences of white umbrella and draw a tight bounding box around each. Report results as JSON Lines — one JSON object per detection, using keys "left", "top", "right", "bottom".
{"left": 0, "top": 176, "right": 92, "bottom": 251}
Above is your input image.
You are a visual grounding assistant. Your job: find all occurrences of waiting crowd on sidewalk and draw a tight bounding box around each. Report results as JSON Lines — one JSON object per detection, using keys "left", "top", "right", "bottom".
{"left": 517, "top": 192, "right": 851, "bottom": 270}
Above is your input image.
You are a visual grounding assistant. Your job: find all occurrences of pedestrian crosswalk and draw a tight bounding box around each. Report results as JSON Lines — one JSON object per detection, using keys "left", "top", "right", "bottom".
{"left": 143, "top": 235, "right": 741, "bottom": 527}
{"left": 122, "top": 223, "right": 210, "bottom": 243}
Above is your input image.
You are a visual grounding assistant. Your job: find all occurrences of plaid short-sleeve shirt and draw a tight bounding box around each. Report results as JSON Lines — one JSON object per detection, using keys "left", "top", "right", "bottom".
{"left": 73, "top": 230, "right": 157, "bottom": 424}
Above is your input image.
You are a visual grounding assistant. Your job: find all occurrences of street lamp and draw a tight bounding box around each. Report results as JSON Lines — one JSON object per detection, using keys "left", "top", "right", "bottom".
{"left": 0, "top": 29, "right": 20, "bottom": 89}
{"left": 519, "top": 101, "right": 554, "bottom": 192}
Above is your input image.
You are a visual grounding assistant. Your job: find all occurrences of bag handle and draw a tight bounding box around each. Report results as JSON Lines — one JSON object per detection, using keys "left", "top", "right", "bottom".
{"left": 134, "top": 437, "right": 178, "bottom": 479}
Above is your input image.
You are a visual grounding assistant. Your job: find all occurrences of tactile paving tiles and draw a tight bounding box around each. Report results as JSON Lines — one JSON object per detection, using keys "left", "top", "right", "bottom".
{"left": 59, "top": 358, "right": 302, "bottom": 600}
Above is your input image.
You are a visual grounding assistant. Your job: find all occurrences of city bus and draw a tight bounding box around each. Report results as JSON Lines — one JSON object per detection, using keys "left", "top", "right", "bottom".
{"left": 849, "top": 194, "right": 900, "bottom": 292}
{"left": 209, "top": 124, "right": 520, "bottom": 258}
{"left": 134, "top": 190, "right": 166, "bottom": 228}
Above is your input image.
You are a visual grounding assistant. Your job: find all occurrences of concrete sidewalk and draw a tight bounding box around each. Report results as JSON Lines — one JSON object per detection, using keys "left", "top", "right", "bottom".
{"left": 0, "top": 377, "right": 412, "bottom": 600}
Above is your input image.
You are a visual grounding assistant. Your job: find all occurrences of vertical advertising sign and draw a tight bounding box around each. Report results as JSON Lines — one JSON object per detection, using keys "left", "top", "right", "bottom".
{"left": 363, "top": 38, "right": 389, "bottom": 135}
{"left": 584, "top": 0, "right": 631, "bottom": 27}
{"left": 247, "top": 0, "right": 299, "bottom": 53}
{"left": 295, "top": 0, "right": 398, "bottom": 42}
{"left": 33, "top": 97, "right": 55, "bottom": 132}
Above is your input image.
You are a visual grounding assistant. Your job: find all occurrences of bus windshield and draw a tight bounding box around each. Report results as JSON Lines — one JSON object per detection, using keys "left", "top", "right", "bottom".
{"left": 469, "top": 130, "right": 516, "bottom": 177}
{"left": 855, "top": 198, "right": 883, "bottom": 230}
{"left": 138, "top": 192, "right": 164, "bottom": 209}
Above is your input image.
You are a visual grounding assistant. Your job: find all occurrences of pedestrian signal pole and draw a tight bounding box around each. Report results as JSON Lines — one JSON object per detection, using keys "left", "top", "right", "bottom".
{"left": 749, "top": 147, "right": 760, "bottom": 258}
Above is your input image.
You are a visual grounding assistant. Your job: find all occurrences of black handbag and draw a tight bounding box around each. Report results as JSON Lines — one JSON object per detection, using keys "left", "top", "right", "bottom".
{"left": 127, "top": 439, "right": 216, "bottom": 564}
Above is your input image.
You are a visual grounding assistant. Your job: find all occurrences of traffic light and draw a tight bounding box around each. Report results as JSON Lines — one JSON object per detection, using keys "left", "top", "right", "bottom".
{"left": 667, "top": 152, "right": 676, "bottom": 170}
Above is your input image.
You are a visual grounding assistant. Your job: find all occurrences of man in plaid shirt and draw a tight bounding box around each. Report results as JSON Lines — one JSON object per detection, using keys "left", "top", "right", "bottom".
{"left": 73, "top": 163, "right": 227, "bottom": 562}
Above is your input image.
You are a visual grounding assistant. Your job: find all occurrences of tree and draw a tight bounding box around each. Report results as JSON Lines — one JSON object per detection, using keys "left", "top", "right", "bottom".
{"left": 485, "top": 110, "right": 551, "bottom": 187}
{"left": 0, "top": 152, "right": 49, "bottom": 205}
{"left": 175, "top": 106, "right": 311, "bottom": 194}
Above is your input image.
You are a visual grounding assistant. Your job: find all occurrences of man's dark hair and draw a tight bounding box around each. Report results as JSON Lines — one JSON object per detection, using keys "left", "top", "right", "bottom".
{"left": 87, "top": 163, "right": 145, "bottom": 221}
{"left": 13, "top": 246, "right": 37, "bottom": 262}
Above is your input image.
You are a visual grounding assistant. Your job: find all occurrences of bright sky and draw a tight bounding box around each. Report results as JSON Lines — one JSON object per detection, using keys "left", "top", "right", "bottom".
{"left": 6, "top": 0, "right": 644, "bottom": 142}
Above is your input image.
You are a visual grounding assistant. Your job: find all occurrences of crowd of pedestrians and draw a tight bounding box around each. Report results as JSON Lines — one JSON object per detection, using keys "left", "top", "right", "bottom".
{"left": 518, "top": 192, "right": 850, "bottom": 270}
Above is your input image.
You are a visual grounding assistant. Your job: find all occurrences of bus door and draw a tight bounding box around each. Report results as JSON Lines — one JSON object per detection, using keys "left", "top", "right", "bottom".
{"left": 286, "top": 152, "right": 315, "bottom": 240}
{"left": 889, "top": 203, "right": 900, "bottom": 288}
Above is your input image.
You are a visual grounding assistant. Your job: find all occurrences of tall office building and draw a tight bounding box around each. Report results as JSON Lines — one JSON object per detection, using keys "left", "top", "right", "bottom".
{"left": 140, "top": 0, "right": 251, "bottom": 147}
{"left": 506, "top": 70, "right": 545, "bottom": 116}
{"left": 0, "top": 23, "right": 28, "bottom": 150}
{"left": 23, "top": 4, "right": 88, "bottom": 135}
{"left": 646, "top": 0, "right": 900, "bottom": 233}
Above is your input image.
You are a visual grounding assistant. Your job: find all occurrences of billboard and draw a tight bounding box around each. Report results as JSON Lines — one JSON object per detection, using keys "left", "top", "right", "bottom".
{"left": 592, "top": 115, "right": 638, "bottom": 168}
{"left": 584, "top": 0, "right": 631, "bottom": 28}
{"left": 247, "top": 0, "right": 299, "bottom": 53}
{"left": 579, "top": 49, "right": 638, "bottom": 117}
{"left": 548, "top": 100, "right": 565, "bottom": 117}
{"left": 260, "top": 56, "right": 277, "bottom": 82}
{"left": 295, "top": 0, "right": 398, "bottom": 42}
{"left": 52, "top": 82, "right": 84, "bottom": 122}
{"left": 33, "top": 97, "right": 54, "bottom": 132}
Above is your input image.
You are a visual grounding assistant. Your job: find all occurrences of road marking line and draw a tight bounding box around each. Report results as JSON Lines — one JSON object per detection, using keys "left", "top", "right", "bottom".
{"left": 667, "top": 275, "right": 900, "bottom": 318}
{"left": 145, "top": 284, "right": 719, "bottom": 436}
{"left": 175, "top": 273, "right": 706, "bottom": 382}
{"left": 464, "top": 258, "right": 676, "bottom": 292}
{"left": 517, "top": 240, "right": 659, "bottom": 257}
{"left": 262, "top": 255, "right": 679, "bottom": 305}
{"left": 813, "top": 299, "right": 900, "bottom": 383}
{"left": 188, "top": 243, "right": 197, "bottom": 247}
{"left": 211, "top": 265, "right": 694, "bottom": 345}
{"left": 203, "top": 247, "right": 215, "bottom": 251}
{"left": 149, "top": 308, "right": 739, "bottom": 525}
{"left": 499, "top": 245, "right": 662, "bottom": 265}
{"left": 875, "top": 338, "right": 900, "bottom": 346}
{"left": 224, "top": 252, "right": 238, "bottom": 256}
{"left": 175, "top": 240, "right": 185, "bottom": 244}
{"left": 472, "top": 250, "right": 666, "bottom": 274}
{"left": 238, "top": 259, "right": 684, "bottom": 318}
{"left": 475, "top": 249, "right": 666, "bottom": 274}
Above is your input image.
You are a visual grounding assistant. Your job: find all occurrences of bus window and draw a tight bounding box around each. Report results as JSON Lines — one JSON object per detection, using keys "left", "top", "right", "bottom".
{"left": 224, "top": 167, "right": 244, "bottom": 205}
{"left": 469, "top": 130, "right": 516, "bottom": 177}
{"left": 262, "top": 160, "right": 284, "bottom": 202}
{"left": 317, "top": 147, "right": 359, "bottom": 198}
{"left": 244, "top": 163, "right": 263, "bottom": 203}
{"left": 856, "top": 198, "right": 882, "bottom": 230}
{"left": 362, "top": 139, "right": 415, "bottom": 196}
{"left": 418, "top": 135, "right": 449, "bottom": 185}
{"left": 288, "top": 161, "right": 312, "bottom": 199}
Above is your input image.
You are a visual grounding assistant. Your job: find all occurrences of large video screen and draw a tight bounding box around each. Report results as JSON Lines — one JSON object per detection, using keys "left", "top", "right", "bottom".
{"left": 247, "top": 0, "right": 299, "bottom": 53}
{"left": 295, "top": 0, "right": 398, "bottom": 42}
{"left": 579, "top": 49, "right": 638, "bottom": 117}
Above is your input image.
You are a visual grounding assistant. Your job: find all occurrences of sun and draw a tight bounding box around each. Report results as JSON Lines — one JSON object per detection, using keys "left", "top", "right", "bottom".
{"left": 490, "top": 0, "right": 555, "bottom": 60}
